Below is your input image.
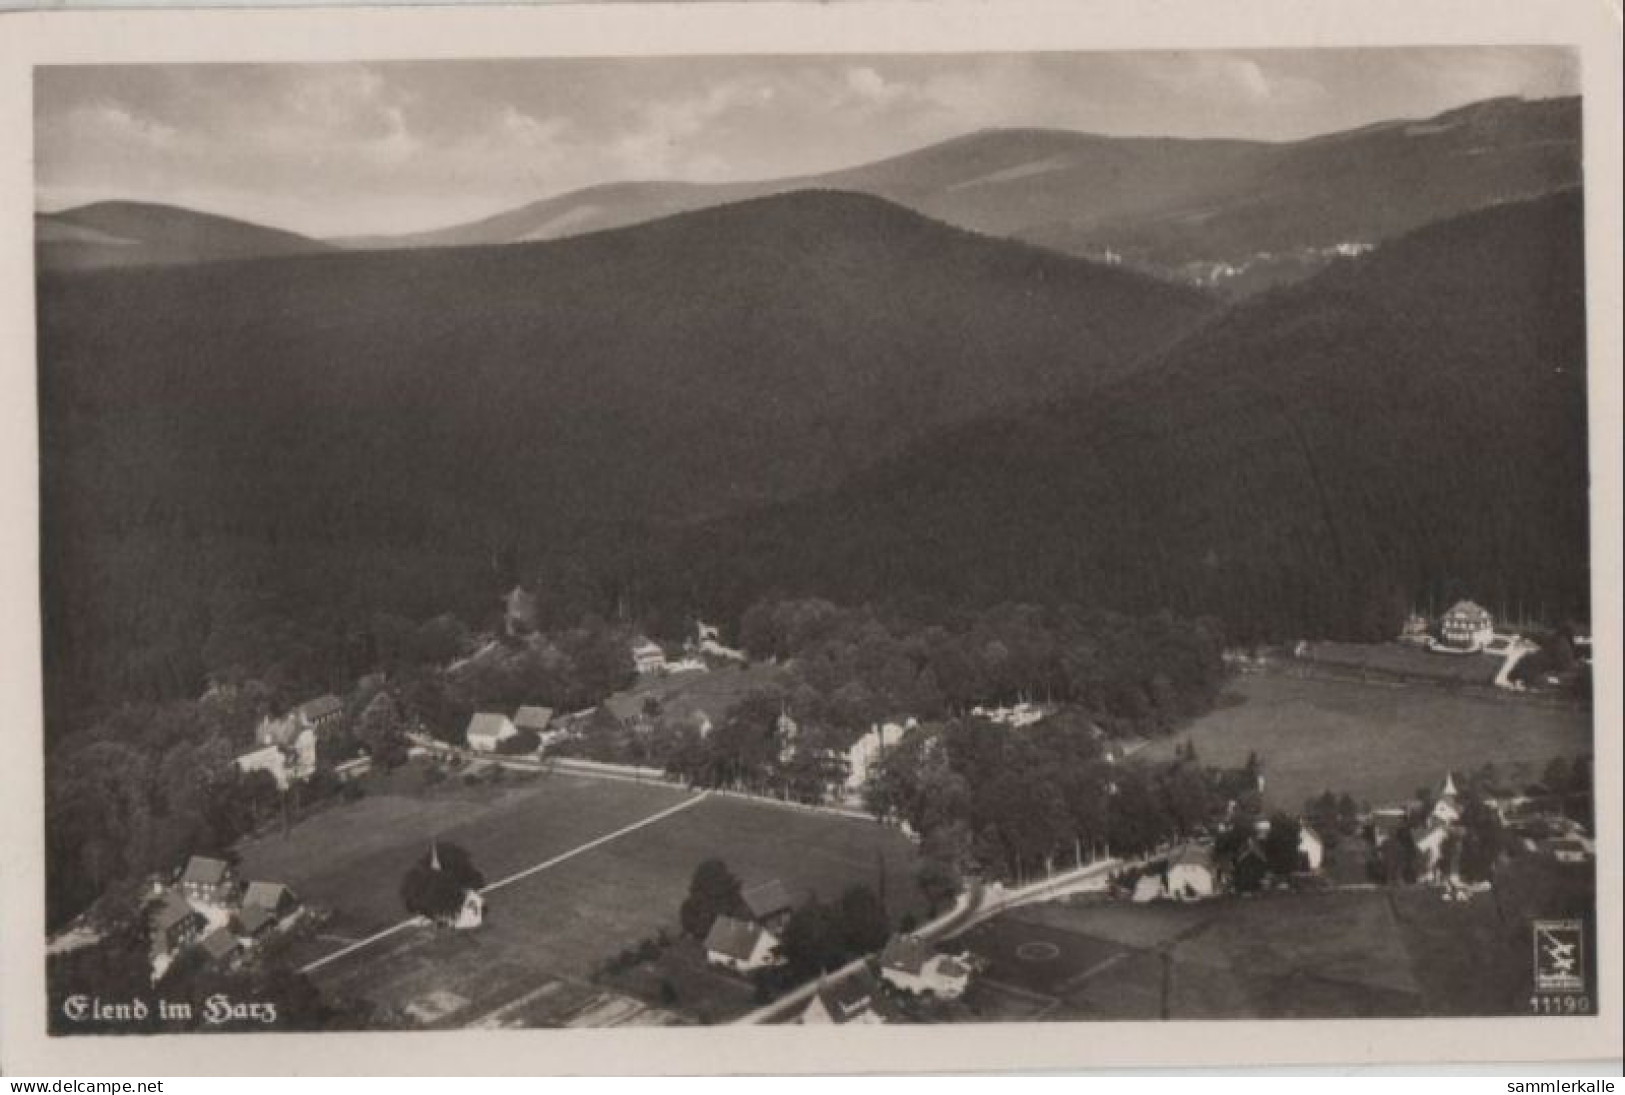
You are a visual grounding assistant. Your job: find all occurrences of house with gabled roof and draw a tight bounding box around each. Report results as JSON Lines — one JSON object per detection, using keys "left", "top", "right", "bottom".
{"left": 242, "top": 880, "right": 298, "bottom": 917}
{"left": 198, "top": 927, "right": 242, "bottom": 966}
{"left": 632, "top": 637, "right": 667, "bottom": 675}
{"left": 800, "top": 968, "right": 884, "bottom": 1025}
{"left": 878, "top": 935, "right": 972, "bottom": 999}
{"left": 704, "top": 914, "right": 780, "bottom": 973}
{"left": 466, "top": 712, "right": 519, "bottom": 752}
{"left": 181, "top": 855, "right": 237, "bottom": 905}
{"left": 1440, "top": 601, "right": 1494, "bottom": 649}
{"left": 741, "top": 879, "right": 795, "bottom": 932}
{"left": 149, "top": 892, "right": 205, "bottom": 958}
{"left": 235, "top": 903, "right": 279, "bottom": 939}
{"left": 1165, "top": 843, "right": 1216, "bottom": 899}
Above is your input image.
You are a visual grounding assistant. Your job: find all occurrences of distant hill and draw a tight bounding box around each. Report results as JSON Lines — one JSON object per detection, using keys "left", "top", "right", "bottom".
{"left": 36, "top": 201, "right": 332, "bottom": 271}
{"left": 345, "top": 96, "right": 1581, "bottom": 295}
{"left": 648, "top": 190, "right": 1591, "bottom": 641}
{"left": 38, "top": 190, "right": 1213, "bottom": 713}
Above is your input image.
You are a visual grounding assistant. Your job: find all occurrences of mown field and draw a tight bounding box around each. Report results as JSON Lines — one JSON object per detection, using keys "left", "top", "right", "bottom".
{"left": 952, "top": 877, "right": 1592, "bottom": 1021}
{"left": 238, "top": 764, "right": 923, "bottom": 1027}
{"left": 1141, "top": 672, "right": 1593, "bottom": 811}
{"left": 1296, "top": 640, "right": 1502, "bottom": 685}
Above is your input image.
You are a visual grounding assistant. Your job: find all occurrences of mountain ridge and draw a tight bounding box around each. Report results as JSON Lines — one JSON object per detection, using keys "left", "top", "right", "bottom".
{"left": 36, "top": 199, "right": 332, "bottom": 271}
{"left": 335, "top": 95, "right": 1581, "bottom": 295}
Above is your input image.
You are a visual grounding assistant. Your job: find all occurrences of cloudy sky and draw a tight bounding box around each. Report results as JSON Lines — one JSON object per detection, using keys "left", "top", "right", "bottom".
{"left": 36, "top": 48, "right": 1577, "bottom": 238}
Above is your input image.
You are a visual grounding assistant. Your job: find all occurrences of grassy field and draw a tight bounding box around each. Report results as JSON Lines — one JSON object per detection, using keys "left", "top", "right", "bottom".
{"left": 1142, "top": 672, "right": 1593, "bottom": 811}
{"left": 1297, "top": 641, "right": 1501, "bottom": 685}
{"left": 239, "top": 764, "right": 923, "bottom": 1027}
{"left": 950, "top": 883, "right": 1574, "bottom": 1020}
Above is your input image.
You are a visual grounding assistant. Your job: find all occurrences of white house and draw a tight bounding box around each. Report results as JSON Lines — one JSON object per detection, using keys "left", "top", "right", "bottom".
{"left": 845, "top": 720, "right": 910, "bottom": 794}
{"left": 451, "top": 889, "right": 485, "bottom": 930}
{"left": 704, "top": 915, "right": 780, "bottom": 973}
{"left": 970, "top": 702, "right": 1049, "bottom": 728}
{"left": 465, "top": 712, "right": 519, "bottom": 752}
{"left": 1298, "top": 825, "right": 1325, "bottom": 872}
{"left": 1440, "top": 601, "right": 1494, "bottom": 650}
{"left": 1131, "top": 873, "right": 1166, "bottom": 903}
{"left": 631, "top": 638, "right": 667, "bottom": 675}
{"left": 235, "top": 744, "right": 296, "bottom": 790}
{"left": 1165, "top": 844, "right": 1216, "bottom": 899}
{"left": 878, "top": 935, "right": 972, "bottom": 999}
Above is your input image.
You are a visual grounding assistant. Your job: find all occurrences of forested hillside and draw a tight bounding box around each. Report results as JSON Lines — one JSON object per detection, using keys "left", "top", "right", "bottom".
{"left": 38, "top": 190, "right": 1211, "bottom": 724}
{"left": 638, "top": 190, "right": 1590, "bottom": 640}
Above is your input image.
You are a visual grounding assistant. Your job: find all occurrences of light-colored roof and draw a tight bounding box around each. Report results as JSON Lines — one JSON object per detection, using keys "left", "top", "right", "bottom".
{"left": 243, "top": 880, "right": 294, "bottom": 910}
{"left": 742, "top": 879, "right": 794, "bottom": 921}
{"left": 182, "top": 856, "right": 230, "bottom": 887}
{"left": 466, "top": 712, "right": 516, "bottom": 740}
{"left": 704, "top": 915, "right": 770, "bottom": 961}
{"left": 1443, "top": 601, "right": 1491, "bottom": 620}
{"left": 514, "top": 705, "right": 555, "bottom": 731}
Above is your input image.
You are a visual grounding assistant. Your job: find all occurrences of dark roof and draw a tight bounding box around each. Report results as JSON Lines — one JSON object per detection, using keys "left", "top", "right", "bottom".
{"left": 236, "top": 904, "right": 278, "bottom": 935}
{"left": 816, "top": 968, "right": 878, "bottom": 1022}
{"left": 514, "top": 705, "right": 555, "bottom": 731}
{"left": 704, "top": 915, "right": 769, "bottom": 961}
{"left": 243, "top": 880, "right": 294, "bottom": 911}
{"left": 152, "top": 892, "right": 200, "bottom": 934}
{"left": 299, "top": 695, "right": 344, "bottom": 721}
{"left": 182, "top": 856, "right": 231, "bottom": 887}
{"left": 879, "top": 934, "right": 933, "bottom": 976}
{"left": 199, "top": 928, "right": 240, "bottom": 961}
{"left": 742, "top": 879, "right": 794, "bottom": 921}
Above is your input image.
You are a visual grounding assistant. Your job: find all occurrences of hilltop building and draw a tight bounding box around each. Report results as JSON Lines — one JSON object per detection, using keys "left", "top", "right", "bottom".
{"left": 1440, "top": 601, "right": 1494, "bottom": 650}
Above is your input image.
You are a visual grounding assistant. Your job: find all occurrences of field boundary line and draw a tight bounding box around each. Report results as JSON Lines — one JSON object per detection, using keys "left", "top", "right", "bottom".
{"left": 299, "top": 789, "right": 709, "bottom": 976}
{"left": 482, "top": 790, "right": 709, "bottom": 896}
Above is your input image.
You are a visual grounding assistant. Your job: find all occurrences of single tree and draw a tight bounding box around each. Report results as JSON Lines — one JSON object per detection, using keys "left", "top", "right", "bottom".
{"left": 678, "top": 858, "right": 745, "bottom": 940}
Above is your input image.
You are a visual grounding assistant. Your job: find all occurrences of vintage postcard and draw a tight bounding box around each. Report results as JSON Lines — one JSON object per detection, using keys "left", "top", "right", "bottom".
{"left": 0, "top": 0, "right": 1619, "bottom": 1077}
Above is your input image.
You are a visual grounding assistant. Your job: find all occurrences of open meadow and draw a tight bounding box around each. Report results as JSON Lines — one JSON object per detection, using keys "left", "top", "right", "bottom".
{"left": 951, "top": 877, "right": 1589, "bottom": 1021}
{"left": 1140, "top": 671, "right": 1593, "bottom": 811}
{"left": 237, "top": 763, "right": 923, "bottom": 1027}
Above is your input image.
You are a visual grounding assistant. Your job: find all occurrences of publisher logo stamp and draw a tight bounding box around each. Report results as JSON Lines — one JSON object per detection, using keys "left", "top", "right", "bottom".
{"left": 1532, "top": 920, "right": 1585, "bottom": 994}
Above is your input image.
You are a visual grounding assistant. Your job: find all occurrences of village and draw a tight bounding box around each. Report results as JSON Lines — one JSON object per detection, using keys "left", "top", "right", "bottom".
{"left": 85, "top": 591, "right": 1593, "bottom": 1029}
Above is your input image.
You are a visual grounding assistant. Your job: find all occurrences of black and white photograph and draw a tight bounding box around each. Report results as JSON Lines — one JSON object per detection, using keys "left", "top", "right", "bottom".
{"left": 2, "top": 0, "right": 1620, "bottom": 1076}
